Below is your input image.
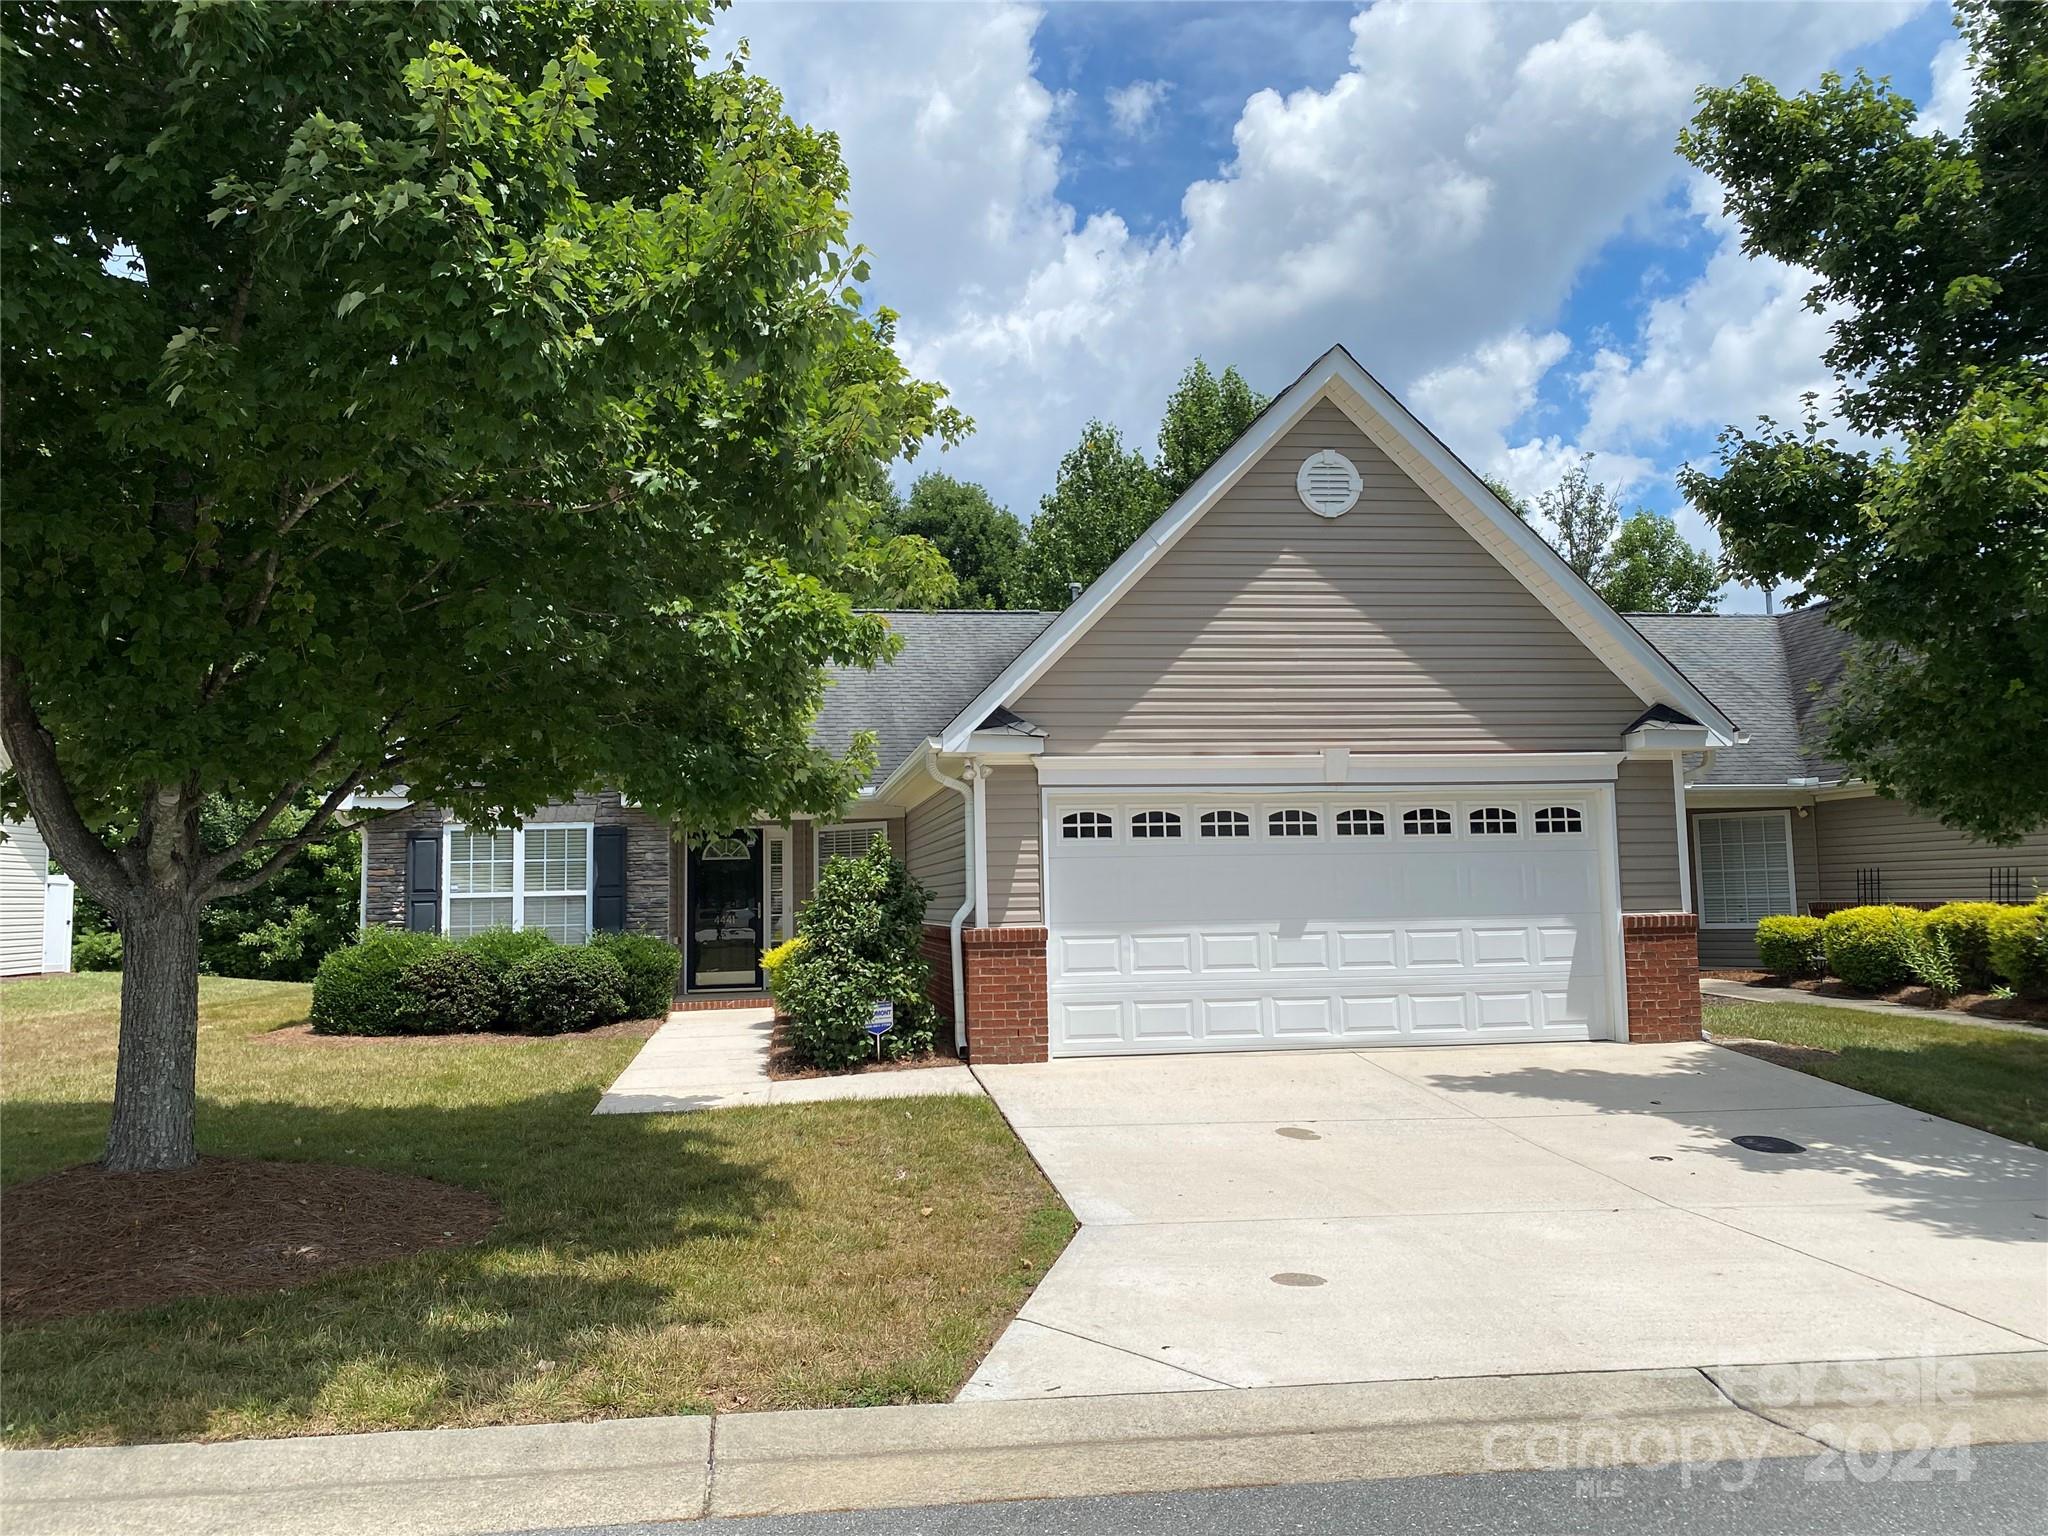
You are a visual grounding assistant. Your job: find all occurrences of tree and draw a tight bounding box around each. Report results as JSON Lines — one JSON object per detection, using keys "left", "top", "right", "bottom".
{"left": 1534, "top": 458, "right": 1624, "bottom": 582}
{"left": 0, "top": 2, "right": 961, "bottom": 1170}
{"left": 1598, "top": 512, "right": 1723, "bottom": 614}
{"left": 1156, "top": 360, "right": 1268, "bottom": 502}
{"left": 880, "top": 473, "right": 1026, "bottom": 607}
{"left": 1678, "top": 0, "right": 2047, "bottom": 842}
{"left": 1016, "top": 423, "right": 1167, "bottom": 609}
{"left": 1483, "top": 476, "right": 1534, "bottom": 522}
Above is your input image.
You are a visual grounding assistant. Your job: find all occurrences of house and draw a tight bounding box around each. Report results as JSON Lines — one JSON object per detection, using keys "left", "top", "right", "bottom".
{"left": 358, "top": 344, "right": 1743, "bottom": 1061}
{"left": 1629, "top": 609, "right": 2048, "bottom": 969}
{"left": 0, "top": 749, "right": 76, "bottom": 977}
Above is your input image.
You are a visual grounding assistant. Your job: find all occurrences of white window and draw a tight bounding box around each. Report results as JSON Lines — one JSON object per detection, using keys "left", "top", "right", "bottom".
{"left": 1200, "top": 809, "right": 1250, "bottom": 839}
{"left": 816, "top": 822, "right": 885, "bottom": 865}
{"left": 1469, "top": 807, "right": 1518, "bottom": 836}
{"left": 447, "top": 824, "right": 592, "bottom": 942}
{"left": 1061, "top": 811, "right": 1113, "bottom": 841}
{"left": 1131, "top": 810, "right": 1182, "bottom": 840}
{"left": 1336, "top": 808, "right": 1386, "bottom": 837}
{"left": 1534, "top": 805, "right": 1584, "bottom": 835}
{"left": 1403, "top": 807, "right": 1452, "bottom": 836}
{"left": 1267, "top": 808, "right": 1319, "bottom": 838}
{"left": 1695, "top": 812, "right": 1796, "bottom": 929}
{"left": 447, "top": 828, "right": 515, "bottom": 937}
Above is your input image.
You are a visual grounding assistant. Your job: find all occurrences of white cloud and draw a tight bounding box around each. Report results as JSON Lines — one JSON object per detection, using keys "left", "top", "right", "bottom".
{"left": 1106, "top": 78, "right": 1170, "bottom": 137}
{"left": 708, "top": 0, "right": 1918, "bottom": 524}
{"left": 1921, "top": 34, "right": 1976, "bottom": 136}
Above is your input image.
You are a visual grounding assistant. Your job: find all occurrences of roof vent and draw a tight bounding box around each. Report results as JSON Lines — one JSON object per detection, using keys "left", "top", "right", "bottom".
{"left": 1296, "top": 449, "right": 1362, "bottom": 518}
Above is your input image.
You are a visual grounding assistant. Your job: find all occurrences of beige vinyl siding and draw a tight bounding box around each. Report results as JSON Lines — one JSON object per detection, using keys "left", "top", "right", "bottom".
{"left": 984, "top": 765, "right": 1043, "bottom": 926}
{"left": 1616, "top": 760, "right": 1682, "bottom": 913}
{"left": 0, "top": 816, "right": 52, "bottom": 975}
{"left": 1016, "top": 401, "right": 1646, "bottom": 755}
{"left": 1812, "top": 795, "right": 2048, "bottom": 906}
{"left": 1688, "top": 806, "right": 1820, "bottom": 969}
{"left": 903, "top": 793, "right": 966, "bottom": 924}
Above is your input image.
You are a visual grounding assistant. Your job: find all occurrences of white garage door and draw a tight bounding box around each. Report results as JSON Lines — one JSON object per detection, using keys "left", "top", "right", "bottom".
{"left": 1044, "top": 790, "right": 1616, "bottom": 1056}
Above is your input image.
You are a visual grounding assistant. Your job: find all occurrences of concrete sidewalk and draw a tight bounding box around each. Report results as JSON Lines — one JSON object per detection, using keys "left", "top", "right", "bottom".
{"left": 1701, "top": 979, "right": 2047, "bottom": 1036}
{"left": 7, "top": 1352, "right": 2043, "bottom": 1535}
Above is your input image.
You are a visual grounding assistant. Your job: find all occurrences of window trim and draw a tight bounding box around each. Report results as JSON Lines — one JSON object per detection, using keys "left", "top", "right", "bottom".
{"left": 1335, "top": 807, "right": 1386, "bottom": 837}
{"left": 444, "top": 821, "right": 595, "bottom": 942}
{"left": 1129, "top": 809, "right": 1184, "bottom": 840}
{"left": 1059, "top": 809, "right": 1117, "bottom": 843}
{"left": 1691, "top": 809, "right": 1798, "bottom": 931}
{"left": 1467, "top": 806, "right": 1519, "bottom": 836}
{"left": 815, "top": 820, "right": 887, "bottom": 866}
{"left": 1264, "top": 806, "right": 1321, "bottom": 840}
{"left": 1532, "top": 803, "right": 1586, "bottom": 836}
{"left": 1198, "top": 808, "right": 1252, "bottom": 840}
{"left": 1401, "top": 806, "right": 1454, "bottom": 837}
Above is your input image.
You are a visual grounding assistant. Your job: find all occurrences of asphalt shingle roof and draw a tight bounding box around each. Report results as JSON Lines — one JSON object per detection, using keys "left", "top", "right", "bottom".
{"left": 1627, "top": 605, "right": 1852, "bottom": 788}
{"left": 812, "top": 610, "right": 1059, "bottom": 787}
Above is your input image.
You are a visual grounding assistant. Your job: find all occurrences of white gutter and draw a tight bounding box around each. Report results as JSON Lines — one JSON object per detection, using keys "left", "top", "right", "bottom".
{"left": 972, "top": 760, "right": 990, "bottom": 931}
{"left": 924, "top": 749, "right": 975, "bottom": 1053}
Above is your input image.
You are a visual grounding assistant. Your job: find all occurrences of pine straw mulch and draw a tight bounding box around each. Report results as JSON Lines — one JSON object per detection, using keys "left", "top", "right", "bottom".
{"left": 765, "top": 1015, "right": 963, "bottom": 1080}
{"left": 255, "top": 1015, "right": 664, "bottom": 1048}
{"left": 1703, "top": 970, "right": 2048, "bottom": 1026}
{"left": 0, "top": 1157, "right": 499, "bottom": 1322}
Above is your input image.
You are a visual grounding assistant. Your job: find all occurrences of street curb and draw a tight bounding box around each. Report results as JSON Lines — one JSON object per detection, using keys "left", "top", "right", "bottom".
{"left": 5, "top": 1352, "right": 2044, "bottom": 1534}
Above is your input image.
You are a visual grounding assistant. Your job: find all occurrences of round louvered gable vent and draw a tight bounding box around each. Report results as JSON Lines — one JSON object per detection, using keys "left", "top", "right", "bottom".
{"left": 1296, "top": 449, "right": 1362, "bottom": 518}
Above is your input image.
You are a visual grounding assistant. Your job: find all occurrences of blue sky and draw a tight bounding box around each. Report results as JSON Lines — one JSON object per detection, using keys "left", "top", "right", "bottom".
{"left": 715, "top": 1, "right": 1973, "bottom": 610}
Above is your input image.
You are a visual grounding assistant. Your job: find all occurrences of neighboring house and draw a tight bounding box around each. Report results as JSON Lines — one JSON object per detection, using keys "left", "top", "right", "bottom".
{"left": 357, "top": 344, "right": 1738, "bottom": 1062}
{"left": 1630, "top": 609, "right": 2048, "bottom": 969}
{"left": 0, "top": 749, "right": 75, "bottom": 977}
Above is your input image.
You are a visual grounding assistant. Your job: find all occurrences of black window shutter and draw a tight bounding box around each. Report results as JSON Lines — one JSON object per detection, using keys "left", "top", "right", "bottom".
{"left": 405, "top": 831, "right": 441, "bottom": 933}
{"left": 593, "top": 826, "right": 628, "bottom": 932}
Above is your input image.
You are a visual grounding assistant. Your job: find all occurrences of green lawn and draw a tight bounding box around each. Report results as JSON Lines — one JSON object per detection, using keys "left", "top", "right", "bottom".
{"left": 0, "top": 975, "right": 1072, "bottom": 1447}
{"left": 1703, "top": 998, "right": 2048, "bottom": 1150}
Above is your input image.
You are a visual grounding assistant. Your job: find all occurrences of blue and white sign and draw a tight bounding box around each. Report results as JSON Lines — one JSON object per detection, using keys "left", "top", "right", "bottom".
{"left": 866, "top": 1001, "right": 895, "bottom": 1037}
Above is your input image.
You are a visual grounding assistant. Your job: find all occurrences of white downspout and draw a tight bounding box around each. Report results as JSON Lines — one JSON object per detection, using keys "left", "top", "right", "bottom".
{"left": 925, "top": 749, "right": 976, "bottom": 1054}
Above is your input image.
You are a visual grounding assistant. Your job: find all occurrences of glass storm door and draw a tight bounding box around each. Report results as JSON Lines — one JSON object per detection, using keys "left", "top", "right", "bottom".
{"left": 687, "top": 830, "right": 763, "bottom": 989}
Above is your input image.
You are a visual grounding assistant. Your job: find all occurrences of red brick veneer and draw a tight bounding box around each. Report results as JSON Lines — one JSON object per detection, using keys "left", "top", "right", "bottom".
{"left": 1623, "top": 912, "right": 1702, "bottom": 1042}
{"left": 919, "top": 923, "right": 957, "bottom": 1028}
{"left": 961, "top": 926, "right": 1049, "bottom": 1064}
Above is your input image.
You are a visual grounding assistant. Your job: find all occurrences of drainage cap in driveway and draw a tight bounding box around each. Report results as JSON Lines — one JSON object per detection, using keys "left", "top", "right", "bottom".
{"left": 1731, "top": 1134, "right": 1806, "bottom": 1154}
{"left": 1270, "top": 1272, "right": 1326, "bottom": 1287}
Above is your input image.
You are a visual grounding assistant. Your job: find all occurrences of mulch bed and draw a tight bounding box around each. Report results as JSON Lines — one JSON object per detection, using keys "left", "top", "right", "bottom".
{"left": 1708, "top": 1035, "right": 1843, "bottom": 1074}
{"left": 0, "top": 1157, "right": 498, "bottom": 1322}
{"left": 766, "top": 1015, "right": 962, "bottom": 1080}
{"left": 1703, "top": 971, "right": 2048, "bottom": 1026}
{"left": 257, "top": 1016, "right": 664, "bottom": 1048}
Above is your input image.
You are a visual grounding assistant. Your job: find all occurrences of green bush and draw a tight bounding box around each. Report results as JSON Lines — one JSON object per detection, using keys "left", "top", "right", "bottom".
{"left": 1988, "top": 899, "right": 2048, "bottom": 999}
{"left": 459, "top": 926, "right": 557, "bottom": 979}
{"left": 588, "top": 930, "right": 682, "bottom": 1019}
{"left": 761, "top": 934, "right": 807, "bottom": 1013}
{"left": 1923, "top": 902, "right": 2005, "bottom": 991}
{"left": 1819, "top": 905, "right": 1924, "bottom": 991}
{"left": 71, "top": 929, "right": 123, "bottom": 972}
{"left": 394, "top": 947, "right": 503, "bottom": 1033}
{"left": 311, "top": 929, "right": 447, "bottom": 1035}
{"left": 775, "top": 840, "right": 937, "bottom": 1071}
{"left": 502, "top": 947, "right": 628, "bottom": 1034}
{"left": 1754, "top": 915, "right": 1824, "bottom": 978}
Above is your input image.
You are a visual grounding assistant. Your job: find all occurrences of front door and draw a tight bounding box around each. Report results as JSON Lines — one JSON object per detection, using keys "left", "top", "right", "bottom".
{"left": 686, "top": 830, "right": 764, "bottom": 990}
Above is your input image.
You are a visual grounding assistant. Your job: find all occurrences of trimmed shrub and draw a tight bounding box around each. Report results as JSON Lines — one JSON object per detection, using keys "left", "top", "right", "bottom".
{"left": 1754, "top": 915, "right": 1824, "bottom": 978}
{"left": 776, "top": 841, "right": 936, "bottom": 1070}
{"left": 394, "top": 947, "right": 502, "bottom": 1033}
{"left": 311, "top": 930, "right": 446, "bottom": 1035}
{"left": 1923, "top": 902, "right": 2004, "bottom": 991}
{"left": 502, "top": 947, "right": 628, "bottom": 1034}
{"left": 1988, "top": 899, "right": 2048, "bottom": 999}
{"left": 589, "top": 930, "right": 682, "bottom": 1019}
{"left": 761, "top": 934, "right": 807, "bottom": 1011}
{"left": 459, "top": 926, "right": 557, "bottom": 980}
{"left": 72, "top": 929, "right": 123, "bottom": 972}
{"left": 1819, "top": 905, "right": 1924, "bottom": 992}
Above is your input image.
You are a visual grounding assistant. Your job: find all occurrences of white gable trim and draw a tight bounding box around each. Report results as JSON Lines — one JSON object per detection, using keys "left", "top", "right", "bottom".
{"left": 939, "top": 344, "right": 1738, "bottom": 752}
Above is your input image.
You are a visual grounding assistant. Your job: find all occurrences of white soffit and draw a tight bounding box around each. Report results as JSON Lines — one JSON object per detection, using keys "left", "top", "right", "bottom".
{"left": 938, "top": 344, "right": 1738, "bottom": 751}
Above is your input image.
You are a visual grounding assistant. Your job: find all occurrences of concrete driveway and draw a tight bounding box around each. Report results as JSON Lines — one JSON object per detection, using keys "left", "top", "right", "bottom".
{"left": 964, "top": 1042, "right": 2048, "bottom": 1400}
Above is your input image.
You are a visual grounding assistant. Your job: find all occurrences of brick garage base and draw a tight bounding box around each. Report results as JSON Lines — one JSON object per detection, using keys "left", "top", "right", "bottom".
{"left": 1623, "top": 913, "right": 1702, "bottom": 1042}
{"left": 919, "top": 923, "right": 957, "bottom": 1034}
{"left": 961, "top": 926, "right": 1049, "bottom": 1064}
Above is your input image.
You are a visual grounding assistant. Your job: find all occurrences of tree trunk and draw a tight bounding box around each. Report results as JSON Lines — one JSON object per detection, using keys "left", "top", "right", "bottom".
{"left": 104, "top": 901, "right": 203, "bottom": 1172}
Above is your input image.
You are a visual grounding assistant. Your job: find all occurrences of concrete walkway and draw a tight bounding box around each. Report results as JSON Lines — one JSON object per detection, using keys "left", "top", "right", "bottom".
{"left": 968, "top": 1041, "right": 2048, "bottom": 1401}
{"left": 7, "top": 1351, "right": 2042, "bottom": 1534}
{"left": 1701, "top": 978, "right": 2047, "bottom": 1036}
{"left": 594, "top": 1007, "right": 981, "bottom": 1114}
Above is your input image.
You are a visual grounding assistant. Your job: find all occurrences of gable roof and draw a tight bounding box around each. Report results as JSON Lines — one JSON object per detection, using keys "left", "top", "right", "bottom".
{"left": 813, "top": 610, "right": 1057, "bottom": 788}
{"left": 1626, "top": 604, "right": 1852, "bottom": 787}
{"left": 938, "top": 344, "right": 1739, "bottom": 751}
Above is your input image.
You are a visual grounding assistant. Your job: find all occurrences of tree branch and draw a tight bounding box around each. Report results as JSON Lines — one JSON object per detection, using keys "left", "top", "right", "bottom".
{"left": 196, "top": 736, "right": 344, "bottom": 882}
{"left": 0, "top": 653, "right": 134, "bottom": 907}
{"left": 206, "top": 768, "right": 370, "bottom": 901}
